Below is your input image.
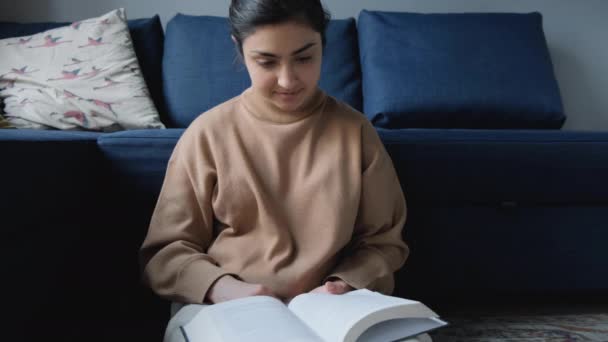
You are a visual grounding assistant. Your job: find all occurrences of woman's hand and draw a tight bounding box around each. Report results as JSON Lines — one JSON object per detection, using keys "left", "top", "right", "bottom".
{"left": 205, "top": 275, "right": 281, "bottom": 304}
{"left": 309, "top": 279, "right": 354, "bottom": 295}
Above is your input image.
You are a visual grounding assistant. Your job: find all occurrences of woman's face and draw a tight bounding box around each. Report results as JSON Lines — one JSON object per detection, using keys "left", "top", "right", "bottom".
{"left": 241, "top": 20, "right": 322, "bottom": 112}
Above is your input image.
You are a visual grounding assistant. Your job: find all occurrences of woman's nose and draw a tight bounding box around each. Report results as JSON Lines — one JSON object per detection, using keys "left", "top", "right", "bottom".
{"left": 277, "top": 65, "right": 298, "bottom": 89}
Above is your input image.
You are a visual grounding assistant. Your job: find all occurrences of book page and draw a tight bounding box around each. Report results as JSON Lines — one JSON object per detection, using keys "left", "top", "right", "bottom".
{"left": 287, "top": 289, "right": 440, "bottom": 342}
{"left": 182, "top": 296, "right": 323, "bottom": 342}
{"left": 357, "top": 317, "right": 448, "bottom": 342}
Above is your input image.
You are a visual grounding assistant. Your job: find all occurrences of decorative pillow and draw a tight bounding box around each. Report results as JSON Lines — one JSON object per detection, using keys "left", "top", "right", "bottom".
{"left": 162, "top": 14, "right": 362, "bottom": 128}
{"left": 357, "top": 11, "right": 565, "bottom": 129}
{"left": 0, "top": 15, "right": 167, "bottom": 125}
{"left": 0, "top": 9, "right": 164, "bottom": 131}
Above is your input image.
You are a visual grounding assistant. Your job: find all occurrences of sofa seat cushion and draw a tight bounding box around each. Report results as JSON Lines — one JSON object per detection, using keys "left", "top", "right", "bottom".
{"left": 382, "top": 129, "right": 608, "bottom": 299}
{"left": 0, "top": 128, "right": 101, "bottom": 141}
{"left": 97, "top": 128, "right": 183, "bottom": 196}
{"left": 0, "top": 127, "right": 162, "bottom": 340}
{"left": 378, "top": 128, "right": 608, "bottom": 205}
{"left": 1, "top": 128, "right": 104, "bottom": 228}
{"left": 162, "top": 14, "right": 362, "bottom": 128}
{"left": 358, "top": 11, "right": 565, "bottom": 129}
{"left": 395, "top": 205, "right": 608, "bottom": 299}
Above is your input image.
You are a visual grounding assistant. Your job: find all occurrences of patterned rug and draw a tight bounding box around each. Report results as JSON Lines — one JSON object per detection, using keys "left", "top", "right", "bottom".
{"left": 429, "top": 313, "right": 608, "bottom": 341}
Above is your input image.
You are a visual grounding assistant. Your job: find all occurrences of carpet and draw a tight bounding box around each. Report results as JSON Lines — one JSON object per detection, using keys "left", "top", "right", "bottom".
{"left": 429, "top": 313, "right": 608, "bottom": 341}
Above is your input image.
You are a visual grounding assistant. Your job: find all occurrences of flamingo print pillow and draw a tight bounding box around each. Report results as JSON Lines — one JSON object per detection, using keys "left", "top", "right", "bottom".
{"left": 0, "top": 8, "right": 164, "bottom": 131}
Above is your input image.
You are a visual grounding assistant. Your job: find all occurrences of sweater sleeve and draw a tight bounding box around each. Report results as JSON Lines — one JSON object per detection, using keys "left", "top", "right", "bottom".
{"left": 325, "top": 121, "right": 409, "bottom": 294}
{"left": 139, "top": 128, "right": 236, "bottom": 304}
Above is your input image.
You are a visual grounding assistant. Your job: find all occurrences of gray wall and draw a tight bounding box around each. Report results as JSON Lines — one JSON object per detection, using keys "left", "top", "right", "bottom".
{"left": 1, "top": 0, "right": 606, "bottom": 131}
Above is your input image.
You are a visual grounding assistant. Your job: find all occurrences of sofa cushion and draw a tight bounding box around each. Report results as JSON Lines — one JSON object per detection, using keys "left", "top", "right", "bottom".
{"left": 0, "top": 9, "right": 164, "bottom": 131}
{"left": 162, "top": 14, "right": 362, "bottom": 128}
{"left": 0, "top": 126, "right": 127, "bottom": 341}
{"left": 358, "top": 11, "right": 565, "bottom": 129}
{"left": 321, "top": 18, "right": 362, "bottom": 113}
{"left": 378, "top": 128, "right": 608, "bottom": 205}
{"left": 0, "top": 128, "right": 101, "bottom": 141}
{"left": 1, "top": 127, "right": 103, "bottom": 223}
{"left": 395, "top": 205, "right": 608, "bottom": 299}
{"left": 98, "top": 128, "right": 184, "bottom": 196}
{"left": 0, "top": 13, "right": 166, "bottom": 125}
{"left": 379, "top": 128, "right": 608, "bottom": 298}
{"left": 120, "top": 15, "right": 166, "bottom": 125}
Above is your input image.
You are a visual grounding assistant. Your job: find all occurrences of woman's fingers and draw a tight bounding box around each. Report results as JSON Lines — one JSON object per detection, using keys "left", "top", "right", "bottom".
{"left": 308, "top": 280, "right": 354, "bottom": 295}
{"left": 325, "top": 280, "right": 352, "bottom": 294}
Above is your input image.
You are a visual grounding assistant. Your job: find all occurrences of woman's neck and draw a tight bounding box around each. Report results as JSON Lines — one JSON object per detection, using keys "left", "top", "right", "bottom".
{"left": 241, "top": 87, "right": 326, "bottom": 124}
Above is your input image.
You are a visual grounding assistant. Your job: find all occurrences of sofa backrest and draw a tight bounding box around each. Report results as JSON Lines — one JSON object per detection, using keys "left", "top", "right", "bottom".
{"left": 161, "top": 10, "right": 565, "bottom": 130}
{"left": 162, "top": 14, "right": 362, "bottom": 128}
{"left": 357, "top": 10, "right": 565, "bottom": 130}
{"left": 2, "top": 10, "right": 566, "bottom": 131}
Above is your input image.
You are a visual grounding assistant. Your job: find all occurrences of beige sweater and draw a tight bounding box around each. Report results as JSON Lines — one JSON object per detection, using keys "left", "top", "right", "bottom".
{"left": 140, "top": 88, "right": 409, "bottom": 304}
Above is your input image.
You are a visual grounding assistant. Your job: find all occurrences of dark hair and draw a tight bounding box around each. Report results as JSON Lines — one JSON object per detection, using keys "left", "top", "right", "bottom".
{"left": 229, "top": 0, "right": 331, "bottom": 56}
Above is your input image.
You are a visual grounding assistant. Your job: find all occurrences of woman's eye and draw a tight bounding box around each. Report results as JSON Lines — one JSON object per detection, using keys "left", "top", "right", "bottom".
{"left": 296, "top": 56, "right": 312, "bottom": 63}
{"left": 257, "top": 60, "right": 276, "bottom": 68}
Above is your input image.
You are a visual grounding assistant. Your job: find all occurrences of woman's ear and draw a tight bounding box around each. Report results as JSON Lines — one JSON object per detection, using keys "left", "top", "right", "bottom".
{"left": 231, "top": 35, "right": 237, "bottom": 44}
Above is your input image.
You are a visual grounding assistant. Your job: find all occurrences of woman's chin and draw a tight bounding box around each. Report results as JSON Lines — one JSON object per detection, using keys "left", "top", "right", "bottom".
{"left": 271, "top": 89, "right": 308, "bottom": 112}
{"left": 273, "top": 99, "right": 304, "bottom": 112}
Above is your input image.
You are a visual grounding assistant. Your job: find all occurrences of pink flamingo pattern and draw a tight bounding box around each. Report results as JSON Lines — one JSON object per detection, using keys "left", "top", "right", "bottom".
{"left": 61, "top": 89, "right": 82, "bottom": 99}
{"left": 123, "top": 64, "right": 140, "bottom": 75}
{"left": 5, "top": 37, "right": 32, "bottom": 46}
{"left": 47, "top": 69, "right": 81, "bottom": 81}
{"left": 87, "top": 98, "right": 118, "bottom": 116}
{"left": 90, "top": 110, "right": 103, "bottom": 117}
{"left": 80, "top": 66, "right": 106, "bottom": 79}
{"left": 15, "top": 98, "right": 36, "bottom": 107}
{"left": 78, "top": 37, "right": 107, "bottom": 48}
{"left": 50, "top": 110, "right": 90, "bottom": 127}
{"left": 52, "top": 89, "right": 85, "bottom": 102}
{"left": 0, "top": 79, "right": 16, "bottom": 91}
{"left": 0, "top": 66, "right": 39, "bottom": 78}
{"left": 70, "top": 20, "right": 95, "bottom": 30}
{"left": 28, "top": 35, "right": 73, "bottom": 48}
{"left": 63, "top": 57, "right": 90, "bottom": 67}
{"left": 93, "top": 77, "right": 123, "bottom": 90}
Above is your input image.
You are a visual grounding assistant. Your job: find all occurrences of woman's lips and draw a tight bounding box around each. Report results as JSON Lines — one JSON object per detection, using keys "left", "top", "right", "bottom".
{"left": 275, "top": 89, "right": 302, "bottom": 101}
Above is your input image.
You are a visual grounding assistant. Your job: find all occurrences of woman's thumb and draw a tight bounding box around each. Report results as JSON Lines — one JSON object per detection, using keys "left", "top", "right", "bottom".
{"left": 326, "top": 281, "right": 344, "bottom": 294}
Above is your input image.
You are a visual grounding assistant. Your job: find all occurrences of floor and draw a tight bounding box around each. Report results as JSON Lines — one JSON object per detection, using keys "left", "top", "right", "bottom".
{"left": 428, "top": 300, "right": 608, "bottom": 341}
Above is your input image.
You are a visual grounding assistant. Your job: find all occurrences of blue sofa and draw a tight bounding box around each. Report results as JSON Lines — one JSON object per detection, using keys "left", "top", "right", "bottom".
{"left": 2, "top": 10, "right": 607, "bottom": 341}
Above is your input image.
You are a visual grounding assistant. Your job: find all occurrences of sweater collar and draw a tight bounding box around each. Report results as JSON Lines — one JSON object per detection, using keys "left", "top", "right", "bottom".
{"left": 240, "top": 87, "right": 326, "bottom": 124}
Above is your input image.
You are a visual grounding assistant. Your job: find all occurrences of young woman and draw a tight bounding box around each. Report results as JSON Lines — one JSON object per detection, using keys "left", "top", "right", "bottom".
{"left": 139, "top": 0, "right": 421, "bottom": 340}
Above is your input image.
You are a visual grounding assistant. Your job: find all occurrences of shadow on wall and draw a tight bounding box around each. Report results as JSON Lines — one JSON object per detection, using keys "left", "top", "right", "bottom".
{"left": 549, "top": 43, "right": 607, "bottom": 130}
{"left": 0, "top": 2, "right": 51, "bottom": 22}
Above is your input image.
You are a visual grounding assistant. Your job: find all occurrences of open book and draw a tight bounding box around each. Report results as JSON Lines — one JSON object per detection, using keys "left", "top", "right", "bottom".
{"left": 181, "top": 289, "right": 448, "bottom": 342}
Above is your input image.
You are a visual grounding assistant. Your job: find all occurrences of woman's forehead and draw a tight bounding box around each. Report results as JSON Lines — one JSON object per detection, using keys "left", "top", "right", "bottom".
{"left": 243, "top": 21, "right": 321, "bottom": 54}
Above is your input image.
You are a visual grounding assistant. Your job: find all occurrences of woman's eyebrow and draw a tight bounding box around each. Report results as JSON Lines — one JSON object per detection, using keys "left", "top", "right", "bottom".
{"left": 291, "top": 42, "right": 316, "bottom": 55}
{"left": 251, "top": 42, "right": 316, "bottom": 57}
